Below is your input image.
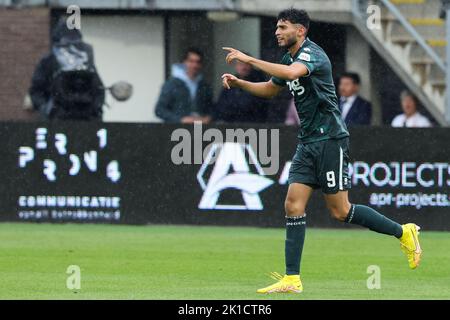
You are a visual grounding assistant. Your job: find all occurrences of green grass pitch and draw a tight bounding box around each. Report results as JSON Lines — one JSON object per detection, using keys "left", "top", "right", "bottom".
{"left": 0, "top": 222, "right": 449, "bottom": 299}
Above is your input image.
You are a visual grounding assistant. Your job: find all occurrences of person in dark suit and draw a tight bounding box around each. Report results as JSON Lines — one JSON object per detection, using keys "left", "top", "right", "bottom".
{"left": 338, "top": 72, "right": 372, "bottom": 126}
{"left": 214, "top": 59, "right": 268, "bottom": 123}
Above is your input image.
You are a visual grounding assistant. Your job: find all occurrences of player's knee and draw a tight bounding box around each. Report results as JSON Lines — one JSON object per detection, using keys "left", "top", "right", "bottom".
{"left": 284, "top": 199, "right": 306, "bottom": 217}
{"left": 327, "top": 204, "right": 348, "bottom": 222}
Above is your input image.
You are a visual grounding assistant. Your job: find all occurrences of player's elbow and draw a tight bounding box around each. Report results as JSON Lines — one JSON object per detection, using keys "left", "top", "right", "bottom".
{"left": 285, "top": 71, "right": 299, "bottom": 81}
{"left": 264, "top": 82, "right": 280, "bottom": 99}
{"left": 286, "top": 64, "right": 308, "bottom": 80}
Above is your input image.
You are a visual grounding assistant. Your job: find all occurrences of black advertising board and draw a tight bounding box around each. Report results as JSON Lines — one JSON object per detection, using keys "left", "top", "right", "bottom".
{"left": 0, "top": 122, "right": 449, "bottom": 230}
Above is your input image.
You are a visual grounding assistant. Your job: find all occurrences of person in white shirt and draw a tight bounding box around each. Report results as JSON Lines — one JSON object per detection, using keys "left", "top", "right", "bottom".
{"left": 391, "top": 91, "right": 432, "bottom": 128}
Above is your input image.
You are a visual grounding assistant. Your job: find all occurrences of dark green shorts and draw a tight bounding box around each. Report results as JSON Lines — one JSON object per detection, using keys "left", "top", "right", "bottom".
{"left": 288, "top": 137, "right": 351, "bottom": 194}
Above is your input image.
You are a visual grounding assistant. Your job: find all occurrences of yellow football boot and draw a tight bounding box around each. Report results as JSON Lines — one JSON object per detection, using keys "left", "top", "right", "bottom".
{"left": 399, "top": 223, "right": 422, "bottom": 269}
{"left": 256, "top": 272, "right": 303, "bottom": 294}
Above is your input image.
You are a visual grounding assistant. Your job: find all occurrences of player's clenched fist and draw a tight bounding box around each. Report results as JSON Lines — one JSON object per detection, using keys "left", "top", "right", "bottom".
{"left": 221, "top": 73, "right": 239, "bottom": 90}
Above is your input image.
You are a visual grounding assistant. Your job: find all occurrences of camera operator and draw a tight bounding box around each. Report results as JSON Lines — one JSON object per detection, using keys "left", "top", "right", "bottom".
{"left": 29, "top": 18, "right": 105, "bottom": 121}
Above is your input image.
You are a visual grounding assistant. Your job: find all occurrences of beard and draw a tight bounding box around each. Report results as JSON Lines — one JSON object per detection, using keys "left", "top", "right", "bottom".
{"left": 280, "top": 36, "right": 297, "bottom": 49}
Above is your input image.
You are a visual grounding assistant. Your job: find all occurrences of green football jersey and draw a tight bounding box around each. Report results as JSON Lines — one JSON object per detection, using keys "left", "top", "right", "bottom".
{"left": 272, "top": 38, "right": 349, "bottom": 143}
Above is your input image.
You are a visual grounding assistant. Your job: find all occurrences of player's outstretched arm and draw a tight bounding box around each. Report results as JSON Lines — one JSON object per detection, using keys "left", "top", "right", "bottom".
{"left": 222, "top": 73, "right": 282, "bottom": 99}
{"left": 223, "top": 47, "right": 308, "bottom": 80}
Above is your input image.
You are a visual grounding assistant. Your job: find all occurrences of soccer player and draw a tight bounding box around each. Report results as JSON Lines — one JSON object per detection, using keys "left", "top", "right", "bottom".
{"left": 221, "top": 8, "right": 422, "bottom": 294}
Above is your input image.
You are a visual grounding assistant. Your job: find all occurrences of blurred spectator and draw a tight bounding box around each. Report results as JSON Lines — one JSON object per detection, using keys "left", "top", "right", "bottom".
{"left": 29, "top": 18, "right": 105, "bottom": 120}
{"left": 440, "top": 0, "right": 450, "bottom": 19}
{"left": 214, "top": 60, "right": 268, "bottom": 123}
{"left": 285, "top": 98, "right": 300, "bottom": 125}
{"left": 391, "top": 91, "right": 432, "bottom": 127}
{"left": 155, "top": 48, "right": 212, "bottom": 123}
{"left": 338, "top": 72, "right": 372, "bottom": 126}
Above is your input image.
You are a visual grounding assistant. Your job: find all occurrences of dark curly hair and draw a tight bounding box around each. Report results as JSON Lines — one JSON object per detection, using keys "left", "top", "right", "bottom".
{"left": 277, "top": 8, "right": 310, "bottom": 30}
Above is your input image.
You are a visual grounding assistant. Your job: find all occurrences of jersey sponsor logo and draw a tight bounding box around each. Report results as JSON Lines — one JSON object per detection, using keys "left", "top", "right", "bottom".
{"left": 197, "top": 143, "right": 274, "bottom": 210}
{"left": 287, "top": 79, "right": 305, "bottom": 97}
{"left": 299, "top": 52, "right": 311, "bottom": 62}
{"left": 304, "top": 47, "right": 311, "bottom": 52}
